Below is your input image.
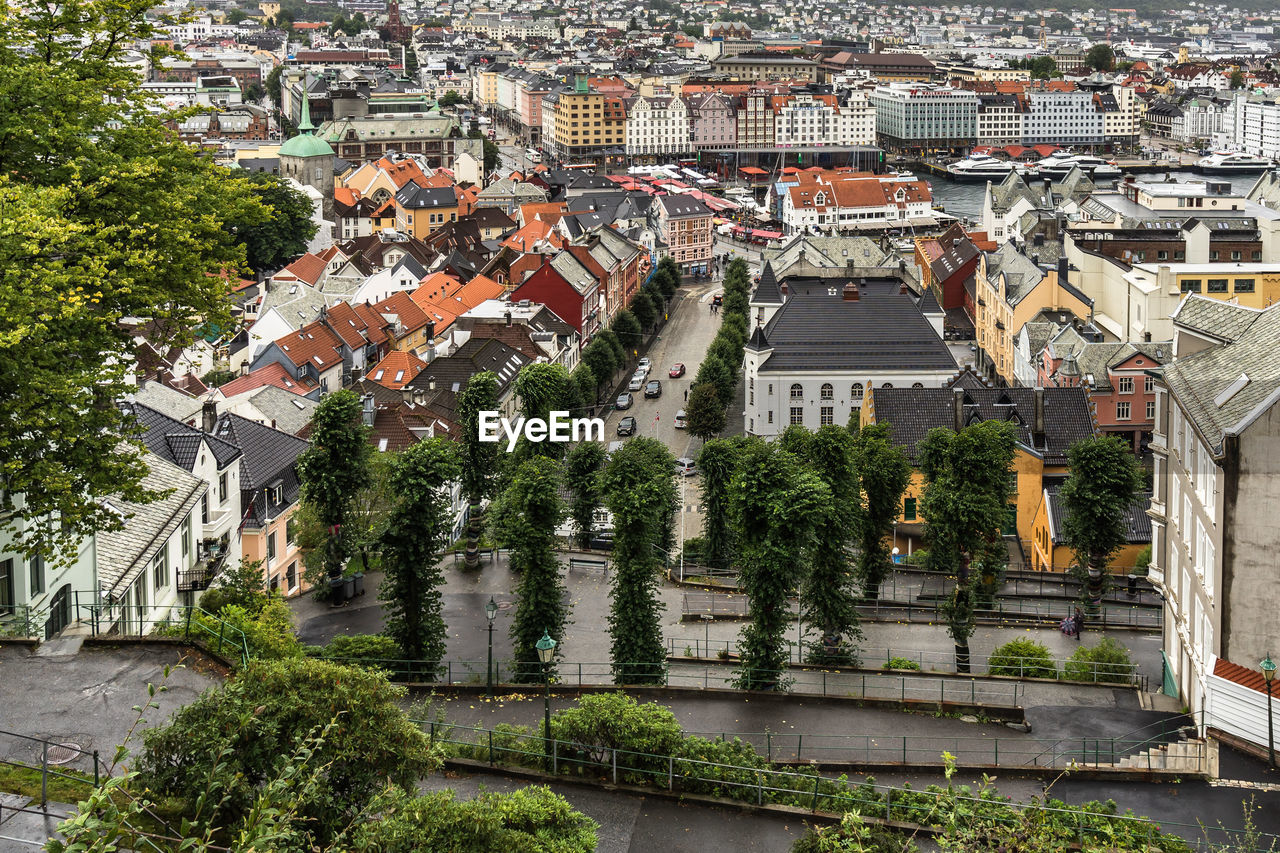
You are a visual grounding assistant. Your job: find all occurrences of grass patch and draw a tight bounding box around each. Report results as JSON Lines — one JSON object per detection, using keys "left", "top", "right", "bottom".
{"left": 0, "top": 760, "right": 96, "bottom": 804}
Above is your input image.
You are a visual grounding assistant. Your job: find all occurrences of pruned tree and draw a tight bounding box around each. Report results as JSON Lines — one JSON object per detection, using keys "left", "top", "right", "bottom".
{"left": 455, "top": 371, "right": 500, "bottom": 570}
{"left": 630, "top": 289, "right": 657, "bottom": 330}
{"left": 917, "top": 420, "right": 1017, "bottom": 673}
{"left": 696, "top": 438, "right": 741, "bottom": 572}
{"left": 728, "top": 439, "right": 829, "bottom": 689}
{"left": 492, "top": 457, "right": 567, "bottom": 681}
{"left": 565, "top": 441, "right": 607, "bottom": 549}
{"left": 1060, "top": 435, "right": 1144, "bottom": 616}
{"left": 851, "top": 422, "right": 911, "bottom": 601}
{"left": 611, "top": 309, "right": 643, "bottom": 357}
{"left": 600, "top": 437, "right": 675, "bottom": 683}
{"left": 379, "top": 438, "right": 459, "bottom": 666}
{"left": 684, "top": 382, "right": 726, "bottom": 441}
{"left": 297, "top": 390, "right": 373, "bottom": 599}
{"left": 801, "top": 425, "right": 863, "bottom": 665}
{"left": 694, "top": 354, "right": 736, "bottom": 408}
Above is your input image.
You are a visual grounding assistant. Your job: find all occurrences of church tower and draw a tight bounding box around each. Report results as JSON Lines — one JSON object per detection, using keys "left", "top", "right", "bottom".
{"left": 278, "top": 90, "right": 335, "bottom": 214}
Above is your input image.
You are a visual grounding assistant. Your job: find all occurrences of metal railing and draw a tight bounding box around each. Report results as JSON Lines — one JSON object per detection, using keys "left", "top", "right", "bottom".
{"left": 423, "top": 721, "right": 1243, "bottom": 849}
{"left": 0, "top": 728, "right": 102, "bottom": 807}
{"left": 0, "top": 604, "right": 47, "bottom": 639}
{"left": 321, "top": 657, "right": 1023, "bottom": 707}
{"left": 680, "top": 592, "right": 1163, "bottom": 629}
{"left": 78, "top": 601, "right": 251, "bottom": 669}
{"left": 664, "top": 637, "right": 1146, "bottom": 688}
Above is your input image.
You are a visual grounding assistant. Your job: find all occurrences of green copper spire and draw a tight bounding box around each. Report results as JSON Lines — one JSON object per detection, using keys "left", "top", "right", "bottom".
{"left": 298, "top": 89, "right": 315, "bottom": 133}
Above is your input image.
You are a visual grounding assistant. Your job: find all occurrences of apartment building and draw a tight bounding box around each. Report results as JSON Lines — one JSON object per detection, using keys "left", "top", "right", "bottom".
{"left": 543, "top": 78, "right": 627, "bottom": 163}
{"left": 869, "top": 83, "right": 980, "bottom": 154}
{"left": 654, "top": 195, "right": 713, "bottom": 275}
{"left": 624, "top": 94, "right": 692, "bottom": 160}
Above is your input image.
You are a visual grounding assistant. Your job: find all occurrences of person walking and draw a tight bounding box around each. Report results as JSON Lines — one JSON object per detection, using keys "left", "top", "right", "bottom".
{"left": 1073, "top": 606, "right": 1085, "bottom": 640}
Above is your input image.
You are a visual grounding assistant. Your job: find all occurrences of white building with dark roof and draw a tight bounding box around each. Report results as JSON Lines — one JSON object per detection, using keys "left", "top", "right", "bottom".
{"left": 742, "top": 264, "right": 956, "bottom": 437}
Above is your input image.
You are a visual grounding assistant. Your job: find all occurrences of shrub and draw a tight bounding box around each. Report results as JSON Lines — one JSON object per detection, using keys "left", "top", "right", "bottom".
{"left": 348, "top": 785, "right": 598, "bottom": 852}
{"left": 987, "top": 639, "right": 1057, "bottom": 679}
{"left": 551, "top": 693, "right": 683, "bottom": 778}
{"left": 451, "top": 723, "right": 543, "bottom": 768}
{"left": 320, "top": 633, "right": 401, "bottom": 663}
{"left": 673, "top": 735, "right": 770, "bottom": 798}
{"left": 139, "top": 657, "right": 437, "bottom": 843}
{"left": 214, "top": 596, "right": 303, "bottom": 660}
{"left": 1063, "top": 637, "right": 1135, "bottom": 684}
{"left": 679, "top": 536, "right": 707, "bottom": 566}
{"left": 1134, "top": 544, "right": 1152, "bottom": 575}
{"left": 883, "top": 657, "right": 921, "bottom": 671}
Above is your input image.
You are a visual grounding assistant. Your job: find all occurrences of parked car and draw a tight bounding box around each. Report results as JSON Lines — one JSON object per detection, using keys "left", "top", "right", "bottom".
{"left": 674, "top": 409, "right": 687, "bottom": 429}
{"left": 634, "top": 362, "right": 651, "bottom": 378}
{"left": 616, "top": 392, "right": 633, "bottom": 409}
{"left": 628, "top": 374, "right": 645, "bottom": 391}
{"left": 669, "top": 362, "right": 686, "bottom": 378}
{"left": 644, "top": 379, "right": 662, "bottom": 398}
{"left": 674, "top": 457, "right": 697, "bottom": 477}
{"left": 638, "top": 356, "right": 651, "bottom": 369}
{"left": 617, "top": 416, "right": 637, "bottom": 436}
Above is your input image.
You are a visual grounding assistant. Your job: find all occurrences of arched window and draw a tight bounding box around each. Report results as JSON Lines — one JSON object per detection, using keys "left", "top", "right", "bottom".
{"left": 851, "top": 384, "right": 864, "bottom": 401}
{"left": 882, "top": 382, "right": 894, "bottom": 389}
{"left": 790, "top": 383, "right": 804, "bottom": 400}
{"left": 912, "top": 382, "right": 924, "bottom": 388}
{"left": 820, "top": 383, "right": 833, "bottom": 400}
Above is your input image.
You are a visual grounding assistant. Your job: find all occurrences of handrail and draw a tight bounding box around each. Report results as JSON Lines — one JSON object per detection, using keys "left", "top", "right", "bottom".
{"left": 420, "top": 720, "right": 1244, "bottom": 849}
{"left": 0, "top": 727, "right": 104, "bottom": 806}
{"left": 665, "top": 637, "right": 1145, "bottom": 687}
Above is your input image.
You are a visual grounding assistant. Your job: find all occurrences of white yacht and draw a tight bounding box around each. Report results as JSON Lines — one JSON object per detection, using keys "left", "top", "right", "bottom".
{"left": 1197, "top": 152, "right": 1273, "bottom": 172}
{"left": 946, "top": 153, "right": 1016, "bottom": 181}
{"left": 1028, "top": 153, "right": 1121, "bottom": 179}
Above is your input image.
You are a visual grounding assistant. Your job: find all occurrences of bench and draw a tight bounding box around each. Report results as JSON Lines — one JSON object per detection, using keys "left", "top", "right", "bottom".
{"left": 568, "top": 557, "right": 608, "bottom": 576}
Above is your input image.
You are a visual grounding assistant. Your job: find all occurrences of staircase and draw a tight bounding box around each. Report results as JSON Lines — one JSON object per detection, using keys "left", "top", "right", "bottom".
{"left": 1113, "top": 735, "right": 1217, "bottom": 776}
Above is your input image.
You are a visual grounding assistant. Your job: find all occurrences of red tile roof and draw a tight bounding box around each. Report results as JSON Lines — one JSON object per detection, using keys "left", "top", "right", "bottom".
{"left": 372, "top": 290, "right": 434, "bottom": 334}
{"left": 273, "top": 321, "right": 344, "bottom": 371}
{"left": 276, "top": 252, "right": 327, "bottom": 286}
{"left": 369, "top": 350, "right": 427, "bottom": 390}
{"left": 1213, "top": 658, "right": 1279, "bottom": 695}
{"left": 218, "top": 362, "right": 313, "bottom": 397}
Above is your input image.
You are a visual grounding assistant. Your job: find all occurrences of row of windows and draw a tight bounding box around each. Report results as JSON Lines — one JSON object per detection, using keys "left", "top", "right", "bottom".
{"left": 1116, "top": 376, "right": 1157, "bottom": 394}
{"left": 1180, "top": 278, "right": 1256, "bottom": 293}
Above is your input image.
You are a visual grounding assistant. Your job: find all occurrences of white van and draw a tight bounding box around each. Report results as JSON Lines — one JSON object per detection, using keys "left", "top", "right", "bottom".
{"left": 526, "top": 148, "right": 542, "bottom": 164}
{"left": 674, "top": 410, "right": 687, "bottom": 429}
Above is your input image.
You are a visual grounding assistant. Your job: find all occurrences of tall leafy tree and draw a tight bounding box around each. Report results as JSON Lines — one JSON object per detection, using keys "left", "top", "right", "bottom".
{"left": 695, "top": 438, "right": 741, "bottom": 571}
{"left": 694, "top": 354, "right": 736, "bottom": 408}
{"left": 0, "top": 0, "right": 269, "bottom": 564}
{"left": 228, "top": 173, "right": 319, "bottom": 273}
{"left": 297, "top": 390, "right": 373, "bottom": 598}
{"left": 630, "top": 289, "right": 657, "bottom": 330}
{"left": 851, "top": 423, "right": 912, "bottom": 601}
{"left": 707, "top": 333, "right": 742, "bottom": 371}
{"left": 565, "top": 441, "right": 607, "bottom": 549}
{"left": 514, "top": 362, "right": 575, "bottom": 459}
{"left": 379, "top": 439, "right": 459, "bottom": 666}
{"left": 600, "top": 437, "right": 675, "bottom": 683}
{"left": 611, "top": 309, "right": 643, "bottom": 357}
{"left": 727, "top": 439, "right": 829, "bottom": 690}
{"left": 685, "top": 382, "right": 726, "bottom": 441}
{"left": 456, "top": 371, "right": 501, "bottom": 570}
{"left": 1060, "top": 436, "right": 1144, "bottom": 614}
{"left": 801, "top": 425, "right": 863, "bottom": 665}
{"left": 492, "top": 457, "right": 567, "bottom": 681}
{"left": 1085, "top": 43, "right": 1115, "bottom": 72}
{"left": 571, "top": 364, "right": 598, "bottom": 411}
{"left": 657, "top": 255, "right": 682, "bottom": 297}
{"left": 581, "top": 338, "right": 618, "bottom": 396}
{"left": 597, "top": 328, "right": 625, "bottom": 368}
{"left": 917, "top": 420, "right": 1017, "bottom": 672}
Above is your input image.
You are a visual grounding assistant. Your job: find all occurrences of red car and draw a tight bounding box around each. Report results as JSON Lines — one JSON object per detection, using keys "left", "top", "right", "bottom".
{"left": 669, "top": 363, "right": 686, "bottom": 378}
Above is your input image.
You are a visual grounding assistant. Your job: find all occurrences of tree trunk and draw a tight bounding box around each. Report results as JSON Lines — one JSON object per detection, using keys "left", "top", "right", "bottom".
{"left": 954, "top": 553, "right": 972, "bottom": 674}
{"left": 464, "top": 504, "right": 482, "bottom": 571}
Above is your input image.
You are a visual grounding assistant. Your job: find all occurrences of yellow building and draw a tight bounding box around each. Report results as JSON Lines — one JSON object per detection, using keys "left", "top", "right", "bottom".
{"left": 1029, "top": 487, "right": 1152, "bottom": 574}
{"left": 547, "top": 80, "right": 627, "bottom": 161}
{"left": 474, "top": 66, "right": 501, "bottom": 111}
{"left": 975, "top": 246, "right": 1092, "bottom": 386}
{"left": 258, "top": 1, "right": 281, "bottom": 19}
{"left": 861, "top": 382, "right": 1097, "bottom": 558}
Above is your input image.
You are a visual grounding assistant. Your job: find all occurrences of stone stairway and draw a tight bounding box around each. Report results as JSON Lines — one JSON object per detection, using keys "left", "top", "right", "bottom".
{"left": 1113, "top": 735, "right": 1217, "bottom": 776}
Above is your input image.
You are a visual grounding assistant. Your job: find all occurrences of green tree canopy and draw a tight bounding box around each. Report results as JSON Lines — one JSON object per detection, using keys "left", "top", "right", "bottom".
{"left": 611, "top": 309, "right": 643, "bottom": 355}
{"left": 684, "top": 382, "right": 726, "bottom": 441}
{"left": 1060, "top": 435, "right": 1144, "bottom": 611}
{"left": 0, "top": 0, "right": 269, "bottom": 563}
{"left": 229, "top": 171, "right": 318, "bottom": 273}
{"left": 695, "top": 438, "right": 741, "bottom": 571}
{"left": 630, "top": 289, "right": 657, "bottom": 330}
{"left": 851, "top": 422, "right": 911, "bottom": 602}
{"left": 565, "top": 441, "right": 607, "bottom": 549}
{"left": 728, "top": 439, "right": 829, "bottom": 689}
{"left": 918, "top": 420, "right": 1017, "bottom": 671}
{"left": 139, "top": 658, "right": 435, "bottom": 843}
{"left": 1085, "top": 43, "right": 1115, "bottom": 72}
{"left": 492, "top": 457, "right": 567, "bottom": 680}
{"left": 379, "top": 438, "right": 460, "bottom": 664}
{"left": 694, "top": 354, "right": 736, "bottom": 408}
{"left": 600, "top": 437, "right": 675, "bottom": 683}
{"left": 456, "top": 371, "right": 501, "bottom": 569}
{"left": 297, "top": 392, "right": 374, "bottom": 595}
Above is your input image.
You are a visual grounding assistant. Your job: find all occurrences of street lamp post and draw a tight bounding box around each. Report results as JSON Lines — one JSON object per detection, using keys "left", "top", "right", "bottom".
{"left": 1262, "top": 652, "right": 1276, "bottom": 769}
{"left": 484, "top": 597, "right": 498, "bottom": 700}
{"left": 536, "top": 630, "right": 557, "bottom": 773}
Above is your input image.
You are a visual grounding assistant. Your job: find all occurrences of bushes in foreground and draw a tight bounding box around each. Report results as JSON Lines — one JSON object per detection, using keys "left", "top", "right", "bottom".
{"left": 987, "top": 639, "right": 1057, "bottom": 680}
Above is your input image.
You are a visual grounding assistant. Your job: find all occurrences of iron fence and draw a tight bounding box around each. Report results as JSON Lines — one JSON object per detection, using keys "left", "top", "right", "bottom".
{"left": 421, "top": 721, "right": 1241, "bottom": 849}
{"left": 664, "top": 637, "right": 1146, "bottom": 688}
{"left": 0, "top": 728, "right": 103, "bottom": 808}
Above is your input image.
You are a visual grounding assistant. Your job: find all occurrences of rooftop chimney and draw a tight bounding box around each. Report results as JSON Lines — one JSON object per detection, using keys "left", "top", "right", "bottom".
{"left": 899, "top": 281, "right": 908, "bottom": 295}
{"left": 1033, "top": 387, "right": 1046, "bottom": 446}
{"left": 361, "top": 393, "right": 375, "bottom": 427}
{"left": 1057, "top": 256, "right": 1068, "bottom": 283}
{"left": 842, "top": 281, "right": 860, "bottom": 301}
{"left": 953, "top": 387, "right": 966, "bottom": 432}
{"left": 505, "top": 310, "right": 513, "bottom": 326}
{"left": 202, "top": 400, "right": 218, "bottom": 434}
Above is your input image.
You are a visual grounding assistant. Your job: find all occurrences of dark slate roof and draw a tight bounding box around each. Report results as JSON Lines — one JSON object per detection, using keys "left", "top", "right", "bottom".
{"left": 868, "top": 386, "right": 1096, "bottom": 465}
{"left": 214, "top": 413, "right": 309, "bottom": 527}
{"left": 406, "top": 337, "right": 530, "bottom": 395}
{"left": 757, "top": 277, "right": 956, "bottom": 373}
{"left": 127, "top": 402, "right": 242, "bottom": 472}
{"left": 1047, "top": 487, "right": 1152, "bottom": 544}
{"left": 752, "top": 261, "right": 782, "bottom": 304}
{"left": 396, "top": 184, "right": 458, "bottom": 209}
